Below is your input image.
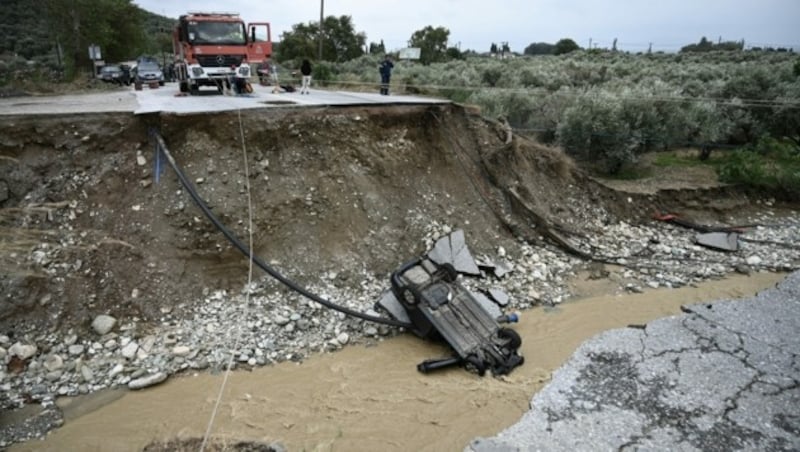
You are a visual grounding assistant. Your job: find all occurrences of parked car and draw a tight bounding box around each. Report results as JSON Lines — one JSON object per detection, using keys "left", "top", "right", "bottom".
{"left": 99, "top": 64, "right": 130, "bottom": 85}
{"left": 134, "top": 61, "right": 165, "bottom": 86}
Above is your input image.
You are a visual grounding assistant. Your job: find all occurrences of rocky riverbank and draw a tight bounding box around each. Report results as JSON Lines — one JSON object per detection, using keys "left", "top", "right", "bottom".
{"left": 2, "top": 206, "right": 798, "bottom": 448}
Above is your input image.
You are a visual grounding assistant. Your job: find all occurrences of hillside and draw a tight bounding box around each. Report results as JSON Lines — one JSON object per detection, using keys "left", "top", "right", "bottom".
{"left": 1, "top": 103, "right": 796, "bottom": 334}
{"left": 0, "top": 0, "right": 174, "bottom": 66}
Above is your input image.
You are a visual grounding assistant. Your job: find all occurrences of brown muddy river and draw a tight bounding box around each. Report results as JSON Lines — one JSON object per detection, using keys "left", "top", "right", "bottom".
{"left": 11, "top": 272, "right": 785, "bottom": 452}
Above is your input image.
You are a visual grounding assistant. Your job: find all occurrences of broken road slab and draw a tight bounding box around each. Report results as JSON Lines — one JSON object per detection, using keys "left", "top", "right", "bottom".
{"left": 695, "top": 231, "right": 740, "bottom": 252}
{"left": 0, "top": 83, "right": 448, "bottom": 116}
{"left": 468, "top": 270, "right": 800, "bottom": 451}
{"left": 427, "top": 229, "right": 481, "bottom": 276}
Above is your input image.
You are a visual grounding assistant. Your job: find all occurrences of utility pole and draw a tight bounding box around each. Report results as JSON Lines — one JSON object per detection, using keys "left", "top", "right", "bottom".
{"left": 318, "top": 0, "right": 324, "bottom": 61}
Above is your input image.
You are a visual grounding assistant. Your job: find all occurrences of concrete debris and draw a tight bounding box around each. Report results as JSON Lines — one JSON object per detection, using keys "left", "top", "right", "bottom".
{"left": 427, "top": 229, "right": 481, "bottom": 276}
{"left": 476, "top": 255, "right": 514, "bottom": 279}
{"left": 695, "top": 231, "right": 740, "bottom": 251}
{"left": 471, "top": 292, "right": 503, "bottom": 319}
{"left": 487, "top": 288, "right": 510, "bottom": 307}
{"left": 375, "top": 289, "right": 411, "bottom": 324}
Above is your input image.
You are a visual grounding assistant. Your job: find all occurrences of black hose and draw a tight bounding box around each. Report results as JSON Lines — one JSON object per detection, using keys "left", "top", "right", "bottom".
{"left": 151, "top": 129, "right": 412, "bottom": 329}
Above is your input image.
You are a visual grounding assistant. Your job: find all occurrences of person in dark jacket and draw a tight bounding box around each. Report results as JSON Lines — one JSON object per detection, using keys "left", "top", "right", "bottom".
{"left": 300, "top": 59, "right": 313, "bottom": 94}
{"left": 379, "top": 55, "right": 394, "bottom": 95}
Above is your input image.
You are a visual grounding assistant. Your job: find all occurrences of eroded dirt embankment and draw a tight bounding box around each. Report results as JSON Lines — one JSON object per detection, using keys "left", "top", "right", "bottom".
{"left": 0, "top": 103, "right": 767, "bottom": 335}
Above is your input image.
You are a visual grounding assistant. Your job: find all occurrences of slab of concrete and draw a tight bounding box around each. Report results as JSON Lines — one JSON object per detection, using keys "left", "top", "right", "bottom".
{"left": 428, "top": 229, "right": 481, "bottom": 276}
{"left": 0, "top": 91, "right": 138, "bottom": 115}
{"left": 133, "top": 82, "right": 447, "bottom": 114}
{"left": 375, "top": 289, "right": 411, "bottom": 324}
{"left": 0, "top": 82, "right": 449, "bottom": 116}
{"left": 695, "top": 231, "right": 740, "bottom": 251}
{"left": 468, "top": 271, "right": 800, "bottom": 452}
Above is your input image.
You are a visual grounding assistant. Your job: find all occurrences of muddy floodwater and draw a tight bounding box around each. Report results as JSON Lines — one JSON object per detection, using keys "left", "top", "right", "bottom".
{"left": 11, "top": 272, "right": 786, "bottom": 452}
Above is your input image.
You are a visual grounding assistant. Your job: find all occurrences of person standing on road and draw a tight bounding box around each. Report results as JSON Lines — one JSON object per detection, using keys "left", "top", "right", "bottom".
{"left": 379, "top": 55, "right": 394, "bottom": 95}
{"left": 300, "top": 59, "right": 313, "bottom": 94}
{"left": 266, "top": 57, "right": 280, "bottom": 93}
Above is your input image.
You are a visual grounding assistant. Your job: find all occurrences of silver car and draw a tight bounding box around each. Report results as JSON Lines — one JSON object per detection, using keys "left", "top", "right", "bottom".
{"left": 135, "top": 62, "right": 165, "bottom": 86}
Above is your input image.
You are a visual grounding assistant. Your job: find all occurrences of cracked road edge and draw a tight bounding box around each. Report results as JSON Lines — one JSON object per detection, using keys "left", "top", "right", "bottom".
{"left": 467, "top": 271, "right": 800, "bottom": 452}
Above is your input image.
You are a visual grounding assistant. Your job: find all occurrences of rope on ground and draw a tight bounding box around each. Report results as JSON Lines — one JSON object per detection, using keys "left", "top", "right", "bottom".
{"left": 201, "top": 109, "right": 255, "bottom": 451}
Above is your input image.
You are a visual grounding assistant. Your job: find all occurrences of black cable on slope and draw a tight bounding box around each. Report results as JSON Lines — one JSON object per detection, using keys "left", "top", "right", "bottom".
{"left": 150, "top": 129, "right": 413, "bottom": 329}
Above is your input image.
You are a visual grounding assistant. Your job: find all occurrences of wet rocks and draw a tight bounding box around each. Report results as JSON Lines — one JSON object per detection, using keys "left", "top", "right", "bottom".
{"left": 8, "top": 343, "right": 37, "bottom": 361}
{"left": 42, "top": 355, "right": 63, "bottom": 372}
{"left": 128, "top": 372, "right": 167, "bottom": 390}
{"left": 0, "top": 207, "right": 798, "bottom": 451}
{"left": 91, "top": 315, "right": 117, "bottom": 335}
{"left": 120, "top": 341, "right": 138, "bottom": 359}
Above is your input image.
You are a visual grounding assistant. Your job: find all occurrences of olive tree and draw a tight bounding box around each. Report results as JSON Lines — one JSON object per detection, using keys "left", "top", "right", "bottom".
{"left": 553, "top": 38, "right": 580, "bottom": 55}
{"left": 557, "top": 92, "right": 637, "bottom": 173}
{"left": 409, "top": 26, "right": 450, "bottom": 65}
{"left": 279, "top": 15, "right": 365, "bottom": 62}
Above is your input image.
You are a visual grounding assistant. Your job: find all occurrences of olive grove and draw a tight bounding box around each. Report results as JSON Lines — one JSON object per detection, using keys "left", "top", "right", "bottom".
{"left": 327, "top": 50, "right": 799, "bottom": 176}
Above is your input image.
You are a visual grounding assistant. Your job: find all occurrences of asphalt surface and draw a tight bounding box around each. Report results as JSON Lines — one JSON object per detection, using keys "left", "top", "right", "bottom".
{"left": 468, "top": 270, "right": 800, "bottom": 451}
{"left": 0, "top": 82, "right": 447, "bottom": 116}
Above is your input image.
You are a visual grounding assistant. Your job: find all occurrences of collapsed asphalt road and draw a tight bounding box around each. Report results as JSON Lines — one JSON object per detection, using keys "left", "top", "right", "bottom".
{"left": 469, "top": 270, "right": 800, "bottom": 451}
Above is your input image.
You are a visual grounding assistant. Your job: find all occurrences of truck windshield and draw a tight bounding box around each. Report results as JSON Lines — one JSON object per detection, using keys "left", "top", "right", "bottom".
{"left": 188, "top": 21, "right": 246, "bottom": 45}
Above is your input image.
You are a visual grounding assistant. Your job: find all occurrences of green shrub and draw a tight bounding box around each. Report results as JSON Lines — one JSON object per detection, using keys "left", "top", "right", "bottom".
{"left": 312, "top": 63, "right": 334, "bottom": 86}
{"left": 717, "top": 137, "right": 800, "bottom": 196}
{"left": 481, "top": 67, "right": 503, "bottom": 87}
{"left": 557, "top": 92, "right": 638, "bottom": 173}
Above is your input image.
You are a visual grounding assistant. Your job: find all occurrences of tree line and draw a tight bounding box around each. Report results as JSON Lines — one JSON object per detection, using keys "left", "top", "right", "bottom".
{"left": 5, "top": 0, "right": 789, "bottom": 78}
{"left": 0, "top": 0, "right": 590, "bottom": 75}
{"left": 1, "top": 0, "right": 172, "bottom": 81}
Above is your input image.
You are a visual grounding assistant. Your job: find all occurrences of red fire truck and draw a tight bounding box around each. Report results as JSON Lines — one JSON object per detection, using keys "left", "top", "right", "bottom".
{"left": 173, "top": 12, "right": 272, "bottom": 94}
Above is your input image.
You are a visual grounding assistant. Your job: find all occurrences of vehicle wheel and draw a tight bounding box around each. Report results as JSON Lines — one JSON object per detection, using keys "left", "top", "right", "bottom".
{"left": 440, "top": 263, "right": 458, "bottom": 283}
{"left": 401, "top": 286, "right": 421, "bottom": 306}
{"left": 179, "top": 81, "right": 189, "bottom": 93}
{"left": 498, "top": 328, "right": 522, "bottom": 349}
{"left": 159, "top": 81, "right": 165, "bottom": 86}
{"left": 465, "top": 355, "right": 486, "bottom": 376}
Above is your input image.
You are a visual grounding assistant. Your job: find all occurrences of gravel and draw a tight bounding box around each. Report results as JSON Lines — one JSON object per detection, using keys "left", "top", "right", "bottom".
{"left": 1, "top": 207, "right": 798, "bottom": 448}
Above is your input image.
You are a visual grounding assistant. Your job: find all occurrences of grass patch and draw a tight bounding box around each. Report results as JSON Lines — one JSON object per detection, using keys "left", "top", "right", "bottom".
{"left": 652, "top": 152, "right": 708, "bottom": 167}
{"left": 604, "top": 166, "right": 653, "bottom": 180}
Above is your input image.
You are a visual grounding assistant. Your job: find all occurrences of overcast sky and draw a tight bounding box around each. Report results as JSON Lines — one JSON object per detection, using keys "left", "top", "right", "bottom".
{"left": 133, "top": 0, "right": 800, "bottom": 53}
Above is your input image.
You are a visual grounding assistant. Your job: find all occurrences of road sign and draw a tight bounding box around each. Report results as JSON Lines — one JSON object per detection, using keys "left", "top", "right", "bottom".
{"left": 398, "top": 47, "right": 421, "bottom": 60}
{"left": 88, "top": 44, "right": 102, "bottom": 60}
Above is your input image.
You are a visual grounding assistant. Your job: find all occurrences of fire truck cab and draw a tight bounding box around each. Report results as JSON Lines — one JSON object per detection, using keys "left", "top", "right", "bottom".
{"left": 173, "top": 12, "right": 272, "bottom": 94}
